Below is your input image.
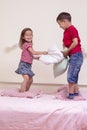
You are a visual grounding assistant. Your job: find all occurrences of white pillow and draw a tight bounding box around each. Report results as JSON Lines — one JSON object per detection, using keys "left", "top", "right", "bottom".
{"left": 39, "top": 55, "right": 59, "bottom": 65}
{"left": 39, "top": 44, "right": 64, "bottom": 65}
{"left": 53, "top": 58, "right": 68, "bottom": 78}
{"left": 48, "top": 44, "right": 63, "bottom": 56}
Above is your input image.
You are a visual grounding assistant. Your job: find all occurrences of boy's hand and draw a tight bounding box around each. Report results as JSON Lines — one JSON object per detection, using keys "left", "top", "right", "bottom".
{"left": 61, "top": 50, "right": 69, "bottom": 57}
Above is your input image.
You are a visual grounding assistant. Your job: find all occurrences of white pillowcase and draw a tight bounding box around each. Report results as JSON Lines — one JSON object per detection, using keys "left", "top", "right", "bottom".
{"left": 53, "top": 58, "right": 68, "bottom": 77}
{"left": 39, "top": 44, "right": 64, "bottom": 64}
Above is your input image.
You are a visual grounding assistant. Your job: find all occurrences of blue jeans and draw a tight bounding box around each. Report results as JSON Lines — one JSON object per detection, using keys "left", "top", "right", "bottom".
{"left": 67, "top": 52, "right": 83, "bottom": 83}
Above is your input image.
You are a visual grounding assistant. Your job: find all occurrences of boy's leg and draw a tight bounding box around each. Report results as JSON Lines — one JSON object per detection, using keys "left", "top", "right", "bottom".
{"left": 67, "top": 63, "right": 76, "bottom": 99}
{"left": 67, "top": 53, "right": 83, "bottom": 99}
{"left": 68, "top": 83, "right": 75, "bottom": 93}
{"left": 74, "top": 84, "right": 79, "bottom": 96}
{"left": 68, "top": 83, "right": 79, "bottom": 98}
{"left": 68, "top": 83, "right": 75, "bottom": 99}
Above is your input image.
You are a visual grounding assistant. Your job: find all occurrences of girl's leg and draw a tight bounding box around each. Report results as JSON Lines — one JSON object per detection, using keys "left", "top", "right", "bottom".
{"left": 26, "top": 77, "right": 33, "bottom": 91}
{"left": 20, "top": 75, "right": 29, "bottom": 92}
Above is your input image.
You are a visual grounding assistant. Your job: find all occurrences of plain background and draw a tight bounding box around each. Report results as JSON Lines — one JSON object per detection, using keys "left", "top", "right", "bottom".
{"left": 0, "top": 0, "right": 87, "bottom": 85}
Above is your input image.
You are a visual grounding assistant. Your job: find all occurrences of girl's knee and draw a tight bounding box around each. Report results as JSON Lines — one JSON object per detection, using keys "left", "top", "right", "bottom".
{"left": 30, "top": 77, "right": 33, "bottom": 83}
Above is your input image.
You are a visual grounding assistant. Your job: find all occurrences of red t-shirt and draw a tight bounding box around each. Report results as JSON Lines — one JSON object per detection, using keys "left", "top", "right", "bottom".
{"left": 63, "top": 25, "right": 82, "bottom": 56}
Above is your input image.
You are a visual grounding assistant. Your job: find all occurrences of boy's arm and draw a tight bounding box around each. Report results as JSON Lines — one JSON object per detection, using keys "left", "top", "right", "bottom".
{"left": 62, "top": 38, "right": 78, "bottom": 57}
{"left": 67, "top": 38, "right": 78, "bottom": 52}
{"left": 63, "top": 44, "right": 65, "bottom": 49}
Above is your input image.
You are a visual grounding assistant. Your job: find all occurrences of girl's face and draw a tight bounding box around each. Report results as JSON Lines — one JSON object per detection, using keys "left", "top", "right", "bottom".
{"left": 23, "top": 30, "right": 33, "bottom": 43}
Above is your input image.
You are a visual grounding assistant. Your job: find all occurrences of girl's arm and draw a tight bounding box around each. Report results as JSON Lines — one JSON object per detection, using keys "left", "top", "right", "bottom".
{"left": 28, "top": 47, "right": 48, "bottom": 55}
{"left": 62, "top": 38, "right": 78, "bottom": 57}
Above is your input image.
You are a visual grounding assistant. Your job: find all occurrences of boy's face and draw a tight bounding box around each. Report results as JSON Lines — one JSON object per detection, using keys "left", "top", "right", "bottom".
{"left": 57, "top": 19, "right": 69, "bottom": 30}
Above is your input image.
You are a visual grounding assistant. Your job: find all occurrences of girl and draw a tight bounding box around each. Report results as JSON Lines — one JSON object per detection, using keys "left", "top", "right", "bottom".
{"left": 15, "top": 28, "right": 47, "bottom": 92}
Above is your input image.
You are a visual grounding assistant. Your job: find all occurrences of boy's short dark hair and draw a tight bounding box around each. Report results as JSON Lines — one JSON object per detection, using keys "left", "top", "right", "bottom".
{"left": 56, "top": 12, "right": 71, "bottom": 22}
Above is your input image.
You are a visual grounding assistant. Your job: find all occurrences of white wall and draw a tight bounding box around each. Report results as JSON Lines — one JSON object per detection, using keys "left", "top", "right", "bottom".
{"left": 0, "top": 0, "right": 87, "bottom": 84}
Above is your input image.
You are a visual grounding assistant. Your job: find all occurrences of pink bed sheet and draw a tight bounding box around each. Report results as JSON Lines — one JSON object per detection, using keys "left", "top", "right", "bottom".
{"left": 0, "top": 87, "right": 87, "bottom": 130}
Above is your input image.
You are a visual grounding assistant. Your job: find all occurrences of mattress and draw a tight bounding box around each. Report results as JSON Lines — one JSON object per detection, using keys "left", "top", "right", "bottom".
{"left": 0, "top": 89, "right": 87, "bottom": 130}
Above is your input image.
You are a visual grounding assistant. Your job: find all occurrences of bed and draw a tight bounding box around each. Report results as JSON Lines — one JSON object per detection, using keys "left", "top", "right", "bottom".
{"left": 0, "top": 87, "right": 87, "bottom": 130}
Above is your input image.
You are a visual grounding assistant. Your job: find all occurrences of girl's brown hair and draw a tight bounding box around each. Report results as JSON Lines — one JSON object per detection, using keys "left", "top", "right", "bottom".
{"left": 19, "top": 28, "right": 33, "bottom": 49}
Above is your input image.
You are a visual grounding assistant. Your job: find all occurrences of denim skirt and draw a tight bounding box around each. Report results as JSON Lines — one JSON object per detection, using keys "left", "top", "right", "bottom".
{"left": 15, "top": 61, "right": 35, "bottom": 77}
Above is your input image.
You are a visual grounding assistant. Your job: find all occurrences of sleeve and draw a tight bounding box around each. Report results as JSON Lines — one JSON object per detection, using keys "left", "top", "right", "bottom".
{"left": 70, "top": 27, "right": 78, "bottom": 40}
{"left": 24, "top": 42, "right": 32, "bottom": 50}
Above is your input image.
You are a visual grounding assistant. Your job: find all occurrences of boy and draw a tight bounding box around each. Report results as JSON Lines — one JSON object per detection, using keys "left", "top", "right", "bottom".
{"left": 56, "top": 12, "right": 83, "bottom": 99}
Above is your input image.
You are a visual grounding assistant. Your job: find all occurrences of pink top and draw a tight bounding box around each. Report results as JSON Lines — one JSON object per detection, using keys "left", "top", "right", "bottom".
{"left": 20, "top": 42, "right": 33, "bottom": 64}
{"left": 63, "top": 25, "right": 82, "bottom": 56}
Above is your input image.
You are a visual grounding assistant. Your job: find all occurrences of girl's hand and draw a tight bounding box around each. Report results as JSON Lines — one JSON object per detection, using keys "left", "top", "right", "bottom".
{"left": 35, "top": 57, "right": 39, "bottom": 60}
{"left": 43, "top": 51, "right": 48, "bottom": 55}
{"left": 33, "top": 55, "right": 40, "bottom": 60}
